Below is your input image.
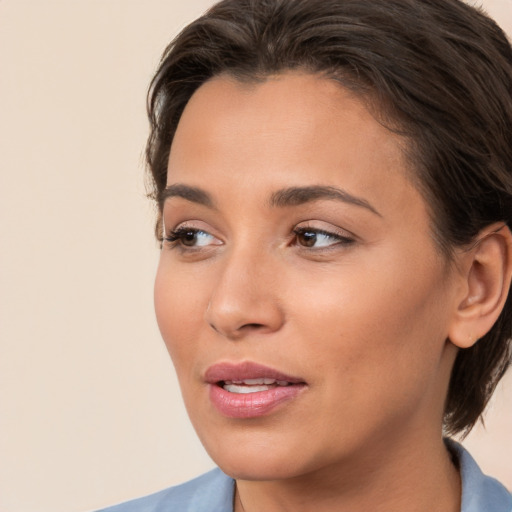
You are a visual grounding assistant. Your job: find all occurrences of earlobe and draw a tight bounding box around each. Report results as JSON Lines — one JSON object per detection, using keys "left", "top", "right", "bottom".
{"left": 448, "top": 223, "right": 512, "bottom": 349}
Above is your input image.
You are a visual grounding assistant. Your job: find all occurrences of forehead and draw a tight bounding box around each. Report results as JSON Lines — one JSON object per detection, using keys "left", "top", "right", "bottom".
{"left": 173, "top": 73, "right": 402, "bottom": 152}
{"left": 166, "top": 72, "right": 425, "bottom": 225}
{"left": 170, "top": 73, "right": 406, "bottom": 174}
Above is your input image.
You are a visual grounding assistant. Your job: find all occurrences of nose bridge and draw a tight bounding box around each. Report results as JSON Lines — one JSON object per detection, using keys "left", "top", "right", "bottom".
{"left": 205, "top": 240, "right": 284, "bottom": 338}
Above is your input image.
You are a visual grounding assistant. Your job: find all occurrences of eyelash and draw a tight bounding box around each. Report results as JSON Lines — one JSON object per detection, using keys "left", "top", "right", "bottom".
{"left": 164, "top": 227, "right": 214, "bottom": 248}
{"left": 164, "top": 225, "right": 355, "bottom": 251}
{"left": 292, "top": 227, "right": 355, "bottom": 249}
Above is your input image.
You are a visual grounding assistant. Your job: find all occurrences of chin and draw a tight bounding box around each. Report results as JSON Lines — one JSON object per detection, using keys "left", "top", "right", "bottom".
{"left": 214, "top": 451, "right": 309, "bottom": 481}
{"left": 195, "top": 424, "right": 327, "bottom": 481}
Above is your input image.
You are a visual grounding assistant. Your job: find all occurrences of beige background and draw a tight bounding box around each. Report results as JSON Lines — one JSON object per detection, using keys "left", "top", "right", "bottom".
{"left": 0, "top": 1, "right": 511, "bottom": 511}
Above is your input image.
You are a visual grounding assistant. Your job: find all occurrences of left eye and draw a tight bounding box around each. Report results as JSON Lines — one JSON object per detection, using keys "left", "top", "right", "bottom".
{"left": 293, "top": 228, "right": 353, "bottom": 248}
{"left": 165, "top": 228, "right": 218, "bottom": 248}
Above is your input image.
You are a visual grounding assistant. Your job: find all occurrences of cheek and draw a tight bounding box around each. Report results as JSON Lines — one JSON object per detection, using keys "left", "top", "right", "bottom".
{"left": 290, "top": 255, "right": 450, "bottom": 384}
{"left": 154, "top": 260, "right": 207, "bottom": 367}
{"left": 286, "top": 277, "right": 449, "bottom": 445}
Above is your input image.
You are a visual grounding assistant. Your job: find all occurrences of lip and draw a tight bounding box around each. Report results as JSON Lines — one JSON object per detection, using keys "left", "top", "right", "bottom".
{"left": 205, "top": 361, "right": 307, "bottom": 419}
{"left": 205, "top": 361, "right": 304, "bottom": 384}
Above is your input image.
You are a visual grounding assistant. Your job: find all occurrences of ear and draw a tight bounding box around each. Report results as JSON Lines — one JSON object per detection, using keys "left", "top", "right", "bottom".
{"left": 448, "top": 223, "right": 512, "bottom": 349}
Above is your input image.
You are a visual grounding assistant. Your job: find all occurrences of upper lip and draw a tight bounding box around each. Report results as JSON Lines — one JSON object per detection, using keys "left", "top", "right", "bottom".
{"left": 204, "top": 361, "right": 305, "bottom": 384}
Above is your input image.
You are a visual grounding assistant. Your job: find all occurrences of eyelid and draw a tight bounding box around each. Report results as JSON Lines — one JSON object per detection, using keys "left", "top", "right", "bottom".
{"left": 163, "top": 221, "right": 223, "bottom": 252}
{"left": 163, "top": 218, "right": 219, "bottom": 237}
{"left": 291, "top": 221, "right": 357, "bottom": 251}
{"left": 294, "top": 221, "right": 356, "bottom": 239}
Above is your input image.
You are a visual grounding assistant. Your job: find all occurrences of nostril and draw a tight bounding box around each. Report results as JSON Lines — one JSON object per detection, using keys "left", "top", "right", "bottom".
{"left": 236, "top": 323, "right": 271, "bottom": 334}
{"left": 209, "top": 322, "right": 220, "bottom": 334}
{"left": 208, "top": 320, "right": 267, "bottom": 339}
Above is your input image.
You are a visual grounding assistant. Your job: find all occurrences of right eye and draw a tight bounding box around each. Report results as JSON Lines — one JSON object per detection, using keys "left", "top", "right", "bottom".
{"left": 165, "top": 227, "right": 220, "bottom": 248}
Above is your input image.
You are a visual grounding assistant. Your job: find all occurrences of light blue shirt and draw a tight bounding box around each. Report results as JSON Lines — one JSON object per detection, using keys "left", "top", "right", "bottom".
{"left": 97, "top": 443, "right": 511, "bottom": 512}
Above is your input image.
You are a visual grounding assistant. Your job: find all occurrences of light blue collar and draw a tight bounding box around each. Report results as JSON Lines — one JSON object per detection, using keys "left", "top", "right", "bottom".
{"left": 97, "top": 441, "right": 511, "bottom": 512}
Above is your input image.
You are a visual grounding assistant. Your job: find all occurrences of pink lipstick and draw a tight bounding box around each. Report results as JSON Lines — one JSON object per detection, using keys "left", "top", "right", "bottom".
{"left": 205, "top": 361, "right": 307, "bottom": 418}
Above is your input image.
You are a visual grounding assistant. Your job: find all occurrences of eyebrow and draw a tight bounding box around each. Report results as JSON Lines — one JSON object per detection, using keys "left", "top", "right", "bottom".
{"left": 160, "top": 183, "right": 380, "bottom": 217}
{"left": 160, "top": 184, "right": 215, "bottom": 209}
{"left": 269, "top": 185, "right": 381, "bottom": 216}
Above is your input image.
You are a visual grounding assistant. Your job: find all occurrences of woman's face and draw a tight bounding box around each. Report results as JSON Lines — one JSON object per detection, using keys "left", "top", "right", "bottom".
{"left": 154, "top": 73, "right": 462, "bottom": 480}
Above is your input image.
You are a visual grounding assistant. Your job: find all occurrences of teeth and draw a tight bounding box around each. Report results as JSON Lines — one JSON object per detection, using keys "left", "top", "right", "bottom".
{"left": 223, "top": 378, "right": 291, "bottom": 386}
{"left": 222, "top": 378, "right": 293, "bottom": 393}
{"left": 242, "top": 378, "right": 275, "bottom": 385}
{"left": 224, "top": 384, "right": 271, "bottom": 394}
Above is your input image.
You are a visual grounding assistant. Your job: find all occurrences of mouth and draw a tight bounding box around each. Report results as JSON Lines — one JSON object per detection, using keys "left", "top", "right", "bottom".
{"left": 205, "top": 361, "right": 307, "bottom": 418}
{"left": 220, "top": 378, "right": 294, "bottom": 394}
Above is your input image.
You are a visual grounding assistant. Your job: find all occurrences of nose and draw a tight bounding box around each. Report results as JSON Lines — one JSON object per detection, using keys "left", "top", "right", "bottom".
{"left": 205, "top": 248, "right": 285, "bottom": 340}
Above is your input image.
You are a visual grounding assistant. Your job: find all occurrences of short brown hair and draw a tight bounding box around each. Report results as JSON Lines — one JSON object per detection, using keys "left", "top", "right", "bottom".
{"left": 146, "top": 0, "right": 512, "bottom": 435}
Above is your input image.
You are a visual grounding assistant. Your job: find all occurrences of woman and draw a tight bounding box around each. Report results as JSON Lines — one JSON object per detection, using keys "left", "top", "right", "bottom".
{"left": 99, "top": 0, "right": 512, "bottom": 510}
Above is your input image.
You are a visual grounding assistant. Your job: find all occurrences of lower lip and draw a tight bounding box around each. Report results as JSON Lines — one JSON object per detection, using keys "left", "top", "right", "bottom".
{"left": 209, "top": 383, "right": 306, "bottom": 418}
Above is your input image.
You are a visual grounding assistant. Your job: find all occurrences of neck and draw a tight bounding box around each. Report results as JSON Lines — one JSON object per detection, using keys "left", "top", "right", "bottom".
{"left": 234, "top": 434, "right": 461, "bottom": 512}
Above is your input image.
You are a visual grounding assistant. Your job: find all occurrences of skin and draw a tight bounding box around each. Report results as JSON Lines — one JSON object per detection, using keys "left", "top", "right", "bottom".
{"left": 154, "top": 72, "right": 509, "bottom": 511}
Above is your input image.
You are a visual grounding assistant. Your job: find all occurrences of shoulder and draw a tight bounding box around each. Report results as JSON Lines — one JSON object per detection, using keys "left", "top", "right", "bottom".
{"left": 96, "top": 468, "right": 235, "bottom": 512}
{"left": 447, "top": 440, "right": 512, "bottom": 512}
